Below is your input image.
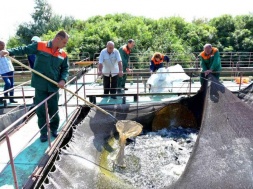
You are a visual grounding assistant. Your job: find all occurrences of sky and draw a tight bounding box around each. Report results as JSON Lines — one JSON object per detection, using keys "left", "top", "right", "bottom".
{"left": 1, "top": 0, "right": 253, "bottom": 42}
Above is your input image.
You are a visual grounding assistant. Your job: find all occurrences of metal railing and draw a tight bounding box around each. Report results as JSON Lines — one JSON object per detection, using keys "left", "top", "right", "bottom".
{"left": 0, "top": 65, "right": 86, "bottom": 189}
{"left": 73, "top": 68, "right": 253, "bottom": 105}
{"left": 127, "top": 52, "right": 253, "bottom": 69}
{"left": 1, "top": 56, "right": 253, "bottom": 188}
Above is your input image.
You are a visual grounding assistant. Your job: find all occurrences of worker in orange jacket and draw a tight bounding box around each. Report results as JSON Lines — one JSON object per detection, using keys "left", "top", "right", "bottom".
{"left": 150, "top": 52, "right": 170, "bottom": 73}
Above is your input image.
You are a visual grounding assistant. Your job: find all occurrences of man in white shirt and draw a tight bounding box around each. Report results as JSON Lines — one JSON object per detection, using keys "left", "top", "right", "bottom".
{"left": 98, "top": 41, "right": 123, "bottom": 99}
{"left": 0, "top": 40, "right": 17, "bottom": 103}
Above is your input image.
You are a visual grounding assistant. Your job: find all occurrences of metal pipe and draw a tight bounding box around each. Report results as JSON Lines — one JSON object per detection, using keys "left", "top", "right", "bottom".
{"left": 64, "top": 88, "right": 68, "bottom": 121}
{"left": 75, "top": 75, "right": 79, "bottom": 106}
{"left": 6, "top": 134, "right": 19, "bottom": 189}
{"left": 0, "top": 80, "right": 31, "bottom": 96}
{"left": 45, "top": 102, "right": 51, "bottom": 147}
{"left": 8, "top": 56, "right": 118, "bottom": 121}
{"left": 239, "top": 72, "right": 242, "bottom": 91}
{"left": 26, "top": 107, "right": 81, "bottom": 188}
{"left": 21, "top": 86, "right": 28, "bottom": 120}
{"left": 188, "top": 73, "right": 192, "bottom": 97}
{"left": 83, "top": 72, "right": 86, "bottom": 99}
{"left": 0, "top": 92, "right": 57, "bottom": 139}
{"left": 137, "top": 73, "right": 139, "bottom": 117}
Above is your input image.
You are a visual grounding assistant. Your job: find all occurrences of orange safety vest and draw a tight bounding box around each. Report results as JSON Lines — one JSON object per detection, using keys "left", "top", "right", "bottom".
{"left": 151, "top": 53, "right": 164, "bottom": 65}
{"left": 199, "top": 47, "right": 218, "bottom": 60}
{"left": 122, "top": 44, "right": 131, "bottom": 55}
{"left": 37, "top": 41, "right": 67, "bottom": 58}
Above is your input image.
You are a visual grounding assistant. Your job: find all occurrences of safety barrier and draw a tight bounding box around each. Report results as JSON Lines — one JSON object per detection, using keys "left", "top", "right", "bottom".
{"left": 0, "top": 57, "right": 253, "bottom": 188}
{"left": 68, "top": 68, "right": 253, "bottom": 107}
{"left": 0, "top": 65, "right": 87, "bottom": 189}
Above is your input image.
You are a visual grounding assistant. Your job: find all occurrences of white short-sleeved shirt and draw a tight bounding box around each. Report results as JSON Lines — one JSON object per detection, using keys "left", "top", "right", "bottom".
{"left": 0, "top": 57, "right": 14, "bottom": 75}
{"left": 99, "top": 48, "right": 122, "bottom": 77}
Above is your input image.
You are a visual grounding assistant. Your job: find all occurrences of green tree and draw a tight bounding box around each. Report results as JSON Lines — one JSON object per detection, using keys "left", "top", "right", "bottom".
{"left": 15, "top": 0, "right": 74, "bottom": 45}
{"left": 209, "top": 14, "right": 236, "bottom": 51}
{"left": 7, "top": 11, "right": 253, "bottom": 66}
{"left": 183, "top": 22, "right": 217, "bottom": 52}
{"left": 6, "top": 37, "right": 24, "bottom": 48}
{"left": 231, "top": 15, "right": 253, "bottom": 51}
{"left": 31, "top": 0, "right": 52, "bottom": 32}
{"left": 16, "top": 0, "right": 52, "bottom": 44}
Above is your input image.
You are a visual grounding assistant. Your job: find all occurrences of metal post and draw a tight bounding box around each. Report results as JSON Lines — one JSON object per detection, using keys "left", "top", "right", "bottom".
{"left": 74, "top": 62, "right": 77, "bottom": 75}
{"left": 64, "top": 89, "right": 68, "bottom": 121}
{"left": 6, "top": 134, "right": 19, "bottom": 189}
{"left": 248, "top": 52, "right": 251, "bottom": 67}
{"left": 75, "top": 77, "right": 79, "bottom": 106}
{"left": 137, "top": 73, "right": 139, "bottom": 103}
{"left": 130, "top": 58, "right": 134, "bottom": 79}
{"left": 239, "top": 72, "right": 242, "bottom": 91}
{"left": 45, "top": 101, "right": 51, "bottom": 147}
{"left": 144, "top": 81, "right": 146, "bottom": 93}
{"left": 188, "top": 73, "right": 192, "bottom": 97}
{"left": 21, "top": 86, "right": 28, "bottom": 119}
{"left": 83, "top": 72, "right": 86, "bottom": 99}
{"left": 94, "top": 57, "right": 98, "bottom": 82}
{"left": 94, "top": 64, "right": 96, "bottom": 82}
{"left": 137, "top": 73, "right": 139, "bottom": 117}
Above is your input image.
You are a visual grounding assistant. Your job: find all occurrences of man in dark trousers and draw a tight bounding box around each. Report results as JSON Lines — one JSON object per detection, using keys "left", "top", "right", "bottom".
{"left": 98, "top": 41, "right": 123, "bottom": 99}
{"left": 0, "top": 30, "right": 69, "bottom": 142}
{"left": 117, "top": 39, "right": 135, "bottom": 93}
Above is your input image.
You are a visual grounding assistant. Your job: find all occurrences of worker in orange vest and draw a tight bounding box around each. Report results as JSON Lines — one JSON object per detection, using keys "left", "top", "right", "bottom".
{"left": 150, "top": 52, "right": 170, "bottom": 73}
{"left": 199, "top": 44, "right": 221, "bottom": 85}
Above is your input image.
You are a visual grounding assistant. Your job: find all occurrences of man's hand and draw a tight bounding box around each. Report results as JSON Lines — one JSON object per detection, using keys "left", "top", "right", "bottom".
{"left": 97, "top": 70, "right": 102, "bottom": 76}
{"left": 118, "top": 71, "right": 123, "bottom": 77}
{"left": 204, "top": 70, "right": 212, "bottom": 76}
{"left": 0, "top": 50, "right": 9, "bottom": 57}
{"left": 58, "top": 80, "right": 65, "bottom": 88}
{"left": 126, "top": 68, "right": 133, "bottom": 74}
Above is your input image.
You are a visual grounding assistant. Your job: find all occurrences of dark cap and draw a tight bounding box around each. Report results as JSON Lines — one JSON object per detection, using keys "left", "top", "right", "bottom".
{"left": 128, "top": 39, "right": 134, "bottom": 43}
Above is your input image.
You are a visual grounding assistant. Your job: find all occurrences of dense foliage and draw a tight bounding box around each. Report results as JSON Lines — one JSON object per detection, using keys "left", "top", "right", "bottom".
{"left": 7, "top": 0, "right": 253, "bottom": 65}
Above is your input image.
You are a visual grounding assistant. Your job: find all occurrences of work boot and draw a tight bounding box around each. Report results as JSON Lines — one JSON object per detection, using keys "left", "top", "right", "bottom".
{"left": 111, "top": 96, "right": 117, "bottom": 99}
{"left": 51, "top": 130, "right": 58, "bottom": 138}
{"left": 10, "top": 99, "right": 18, "bottom": 103}
{"left": 40, "top": 134, "right": 48, "bottom": 142}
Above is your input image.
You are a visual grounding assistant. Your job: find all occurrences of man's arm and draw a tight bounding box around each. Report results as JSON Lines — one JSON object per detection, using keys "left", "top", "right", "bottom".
{"left": 210, "top": 51, "right": 221, "bottom": 71}
{"left": 119, "top": 47, "right": 128, "bottom": 65}
{"left": 150, "top": 61, "right": 155, "bottom": 72}
{"left": 200, "top": 57, "right": 211, "bottom": 76}
{"left": 8, "top": 43, "right": 38, "bottom": 56}
{"left": 115, "top": 49, "right": 123, "bottom": 77}
{"left": 118, "top": 48, "right": 125, "bottom": 58}
{"left": 119, "top": 47, "right": 132, "bottom": 73}
{"left": 200, "top": 57, "right": 208, "bottom": 71}
{"left": 98, "top": 63, "right": 103, "bottom": 76}
{"left": 118, "top": 61, "right": 123, "bottom": 77}
{"left": 0, "top": 50, "right": 9, "bottom": 57}
{"left": 98, "top": 52, "right": 104, "bottom": 76}
{"left": 58, "top": 57, "right": 69, "bottom": 88}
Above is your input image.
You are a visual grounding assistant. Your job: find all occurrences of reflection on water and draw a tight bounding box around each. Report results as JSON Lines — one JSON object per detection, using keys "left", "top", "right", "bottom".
{"left": 107, "top": 127, "right": 198, "bottom": 189}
